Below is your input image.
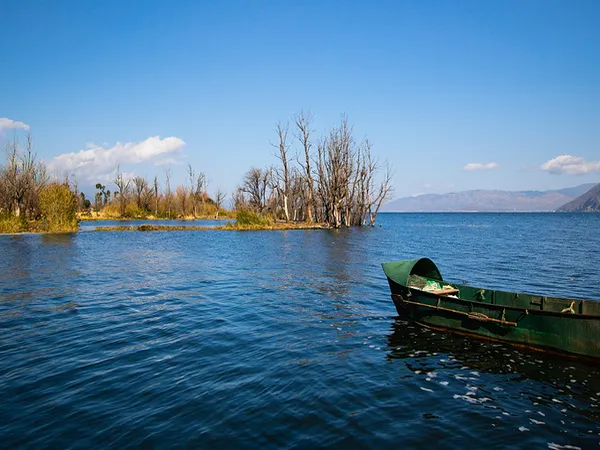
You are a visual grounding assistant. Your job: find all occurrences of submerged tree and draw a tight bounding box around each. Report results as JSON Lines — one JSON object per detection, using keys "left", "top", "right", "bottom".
{"left": 214, "top": 188, "right": 226, "bottom": 219}
{"left": 273, "top": 122, "right": 291, "bottom": 222}
{"left": 295, "top": 110, "right": 315, "bottom": 223}
{"left": 238, "top": 112, "right": 393, "bottom": 228}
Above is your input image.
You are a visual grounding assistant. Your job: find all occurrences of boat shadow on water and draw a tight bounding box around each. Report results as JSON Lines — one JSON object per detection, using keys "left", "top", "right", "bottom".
{"left": 385, "top": 318, "right": 600, "bottom": 433}
{"left": 386, "top": 318, "right": 600, "bottom": 393}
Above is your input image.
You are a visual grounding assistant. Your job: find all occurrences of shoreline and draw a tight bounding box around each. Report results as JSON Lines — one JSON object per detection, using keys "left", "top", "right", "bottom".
{"left": 1, "top": 222, "right": 329, "bottom": 235}
{"left": 77, "top": 216, "right": 236, "bottom": 222}
{"left": 92, "top": 223, "right": 329, "bottom": 232}
{"left": 0, "top": 230, "right": 79, "bottom": 236}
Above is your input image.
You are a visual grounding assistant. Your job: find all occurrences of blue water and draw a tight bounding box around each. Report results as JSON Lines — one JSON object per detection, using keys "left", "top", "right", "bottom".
{"left": 1, "top": 213, "right": 599, "bottom": 448}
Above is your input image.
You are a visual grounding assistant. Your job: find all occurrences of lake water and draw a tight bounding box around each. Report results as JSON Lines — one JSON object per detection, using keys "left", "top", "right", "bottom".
{"left": 1, "top": 213, "right": 599, "bottom": 448}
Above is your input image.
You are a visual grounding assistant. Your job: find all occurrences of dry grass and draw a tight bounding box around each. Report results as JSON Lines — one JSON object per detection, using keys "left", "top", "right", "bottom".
{"left": 0, "top": 215, "right": 78, "bottom": 234}
{"left": 78, "top": 210, "right": 235, "bottom": 221}
{"left": 93, "top": 222, "right": 328, "bottom": 232}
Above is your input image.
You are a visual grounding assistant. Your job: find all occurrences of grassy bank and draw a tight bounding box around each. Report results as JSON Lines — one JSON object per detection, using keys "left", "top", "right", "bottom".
{"left": 77, "top": 209, "right": 235, "bottom": 221}
{"left": 90, "top": 209, "right": 328, "bottom": 231}
{"left": 1, "top": 183, "right": 79, "bottom": 234}
{"left": 0, "top": 215, "right": 79, "bottom": 234}
{"left": 2, "top": 209, "right": 326, "bottom": 234}
{"left": 93, "top": 222, "right": 328, "bottom": 232}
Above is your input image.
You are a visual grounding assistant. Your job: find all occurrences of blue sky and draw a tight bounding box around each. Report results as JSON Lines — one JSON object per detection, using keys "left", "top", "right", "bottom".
{"left": 1, "top": 0, "right": 599, "bottom": 199}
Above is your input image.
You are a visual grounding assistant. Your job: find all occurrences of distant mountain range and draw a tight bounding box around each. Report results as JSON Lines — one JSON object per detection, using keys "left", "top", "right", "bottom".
{"left": 556, "top": 183, "right": 600, "bottom": 212}
{"left": 382, "top": 183, "right": 597, "bottom": 212}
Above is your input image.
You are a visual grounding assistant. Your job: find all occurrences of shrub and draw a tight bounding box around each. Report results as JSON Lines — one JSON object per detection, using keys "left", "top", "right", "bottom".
{"left": 100, "top": 203, "right": 121, "bottom": 218}
{"left": 234, "top": 209, "right": 272, "bottom": 227}
{"left": 124, "top": 203, "right": 143, "bottom": 218}
{"left": 39, "top": 183, "right": 78, "bottom": 232}
{"left": 0, "top": 214, "right": 22, "bottom": 233}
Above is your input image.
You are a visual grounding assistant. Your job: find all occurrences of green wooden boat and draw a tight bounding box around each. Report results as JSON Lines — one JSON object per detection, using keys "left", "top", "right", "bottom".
{"left": 382, "top": 258, "right": 600, "bottom": 361}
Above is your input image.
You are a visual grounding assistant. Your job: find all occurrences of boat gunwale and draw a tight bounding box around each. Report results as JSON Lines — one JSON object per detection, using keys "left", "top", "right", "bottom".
{"left": 393, "top": 287, "right": 600, "bottom": 320}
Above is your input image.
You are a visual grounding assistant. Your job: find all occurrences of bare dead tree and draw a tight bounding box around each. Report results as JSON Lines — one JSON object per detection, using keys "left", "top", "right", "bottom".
{"left": 294, "top": 110, "right": 314, "bottom": 223}
{"left": 232, "top": 187, "right": 247, "bottom": 211}
{"left": 232, "top": 112, "right": 392, "bottom": 228}
{"left": 315, "top": 116, "right": 355, "bottom": 228}
{"left": 0, "top": 160, "right": 7, "bottom": 215}
{"left": 0, "top": 130, "right": 55, "bottom": 224}
{"left": 187, "top": 164, "right": 197, "bottom": 217}
{"left": 315, "top": 137, "right": 329, "bottom": 224}
{"left": 22, "top": 131, "right": 42, "bottom": 219}
{"left": 2, "top": 130, "right": 43, "bottom": 219}
{"left": 289, "top": 168, "right": 306, "bottom": 221}
{"left": 133, "top": 176, "right": 148, "bottom": 210}
{"left": 114, "top": 166, "right": 130, "bottom": 216}
{"left": 164, "top": 168, "right": 172, "bottom": 218}
{"left": 273, "top": 121, "right": 291, "bottom": 222}
{"left": 175, "top": 185, "right": 188, "bottom": 217}
{"left": 153, "top": 175, "right": 159, "bottom": 216}
{"left": 368, "top": 161, "right": 394, "bottom": 226}
{"left": 141, "top": 182, "right": 153, "bottom": 212}
{"left": 239, "top": 167, "right": 271, "bottom": 212}
{"left": 197, "top": 172, "right": 206, "bottom": 215}
{"left": 214, "top": 189, "right": 226, "bottom": 219}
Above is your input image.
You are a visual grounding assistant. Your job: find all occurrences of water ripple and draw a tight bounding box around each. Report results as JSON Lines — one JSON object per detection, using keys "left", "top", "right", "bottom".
{"left": 1, "top": 213, "right": 599, "bottom": 448}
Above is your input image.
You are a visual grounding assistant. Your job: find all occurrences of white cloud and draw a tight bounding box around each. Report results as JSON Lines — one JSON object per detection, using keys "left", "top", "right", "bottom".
{"left": 463, "top": 162, "right": 499, "bottom": 171}
{"left": 0, "top": 117, "right": 30, "bottom": 130}
{"left": 540, "top": 155, "right": 600, "bottom": 175}
{"left": 47, "top": 136, "right": 186, "bottom": 183}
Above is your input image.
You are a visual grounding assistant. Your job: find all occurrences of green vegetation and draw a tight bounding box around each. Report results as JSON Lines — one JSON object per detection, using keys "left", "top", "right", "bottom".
{"left": 39, "top": 183, "right": 78, "bottom": 232}
{"left": 232, "top": 209, "right": 272, "bottom": 227}
{"left": 0, "top": 215, "right": 22, "bottom": 233}
{"left": 0, "top": 183, "right": 78, "bottom": 233}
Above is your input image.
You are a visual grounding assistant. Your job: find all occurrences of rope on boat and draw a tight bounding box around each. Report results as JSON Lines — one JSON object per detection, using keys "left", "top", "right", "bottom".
{"left": 561, "top": 301, "right": 576, "bottom": 314}
{"left": 391, "top": 294, "right": 518, "bottom": 327}
{"left": 467, "top": 312, "right": 491, "bottom": 322}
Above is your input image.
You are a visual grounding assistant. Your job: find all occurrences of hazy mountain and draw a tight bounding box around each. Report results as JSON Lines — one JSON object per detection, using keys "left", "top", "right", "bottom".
{"left": 382, "top": 184, "right": 597, "bottom": 212}
{"left": 556, "top": 183, "right": 600, "bottom": 212}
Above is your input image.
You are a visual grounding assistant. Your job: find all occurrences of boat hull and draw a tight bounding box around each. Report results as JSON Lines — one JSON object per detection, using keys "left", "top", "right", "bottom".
{"left": 383, "top": 258, "right": 600, "bottom": 361}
